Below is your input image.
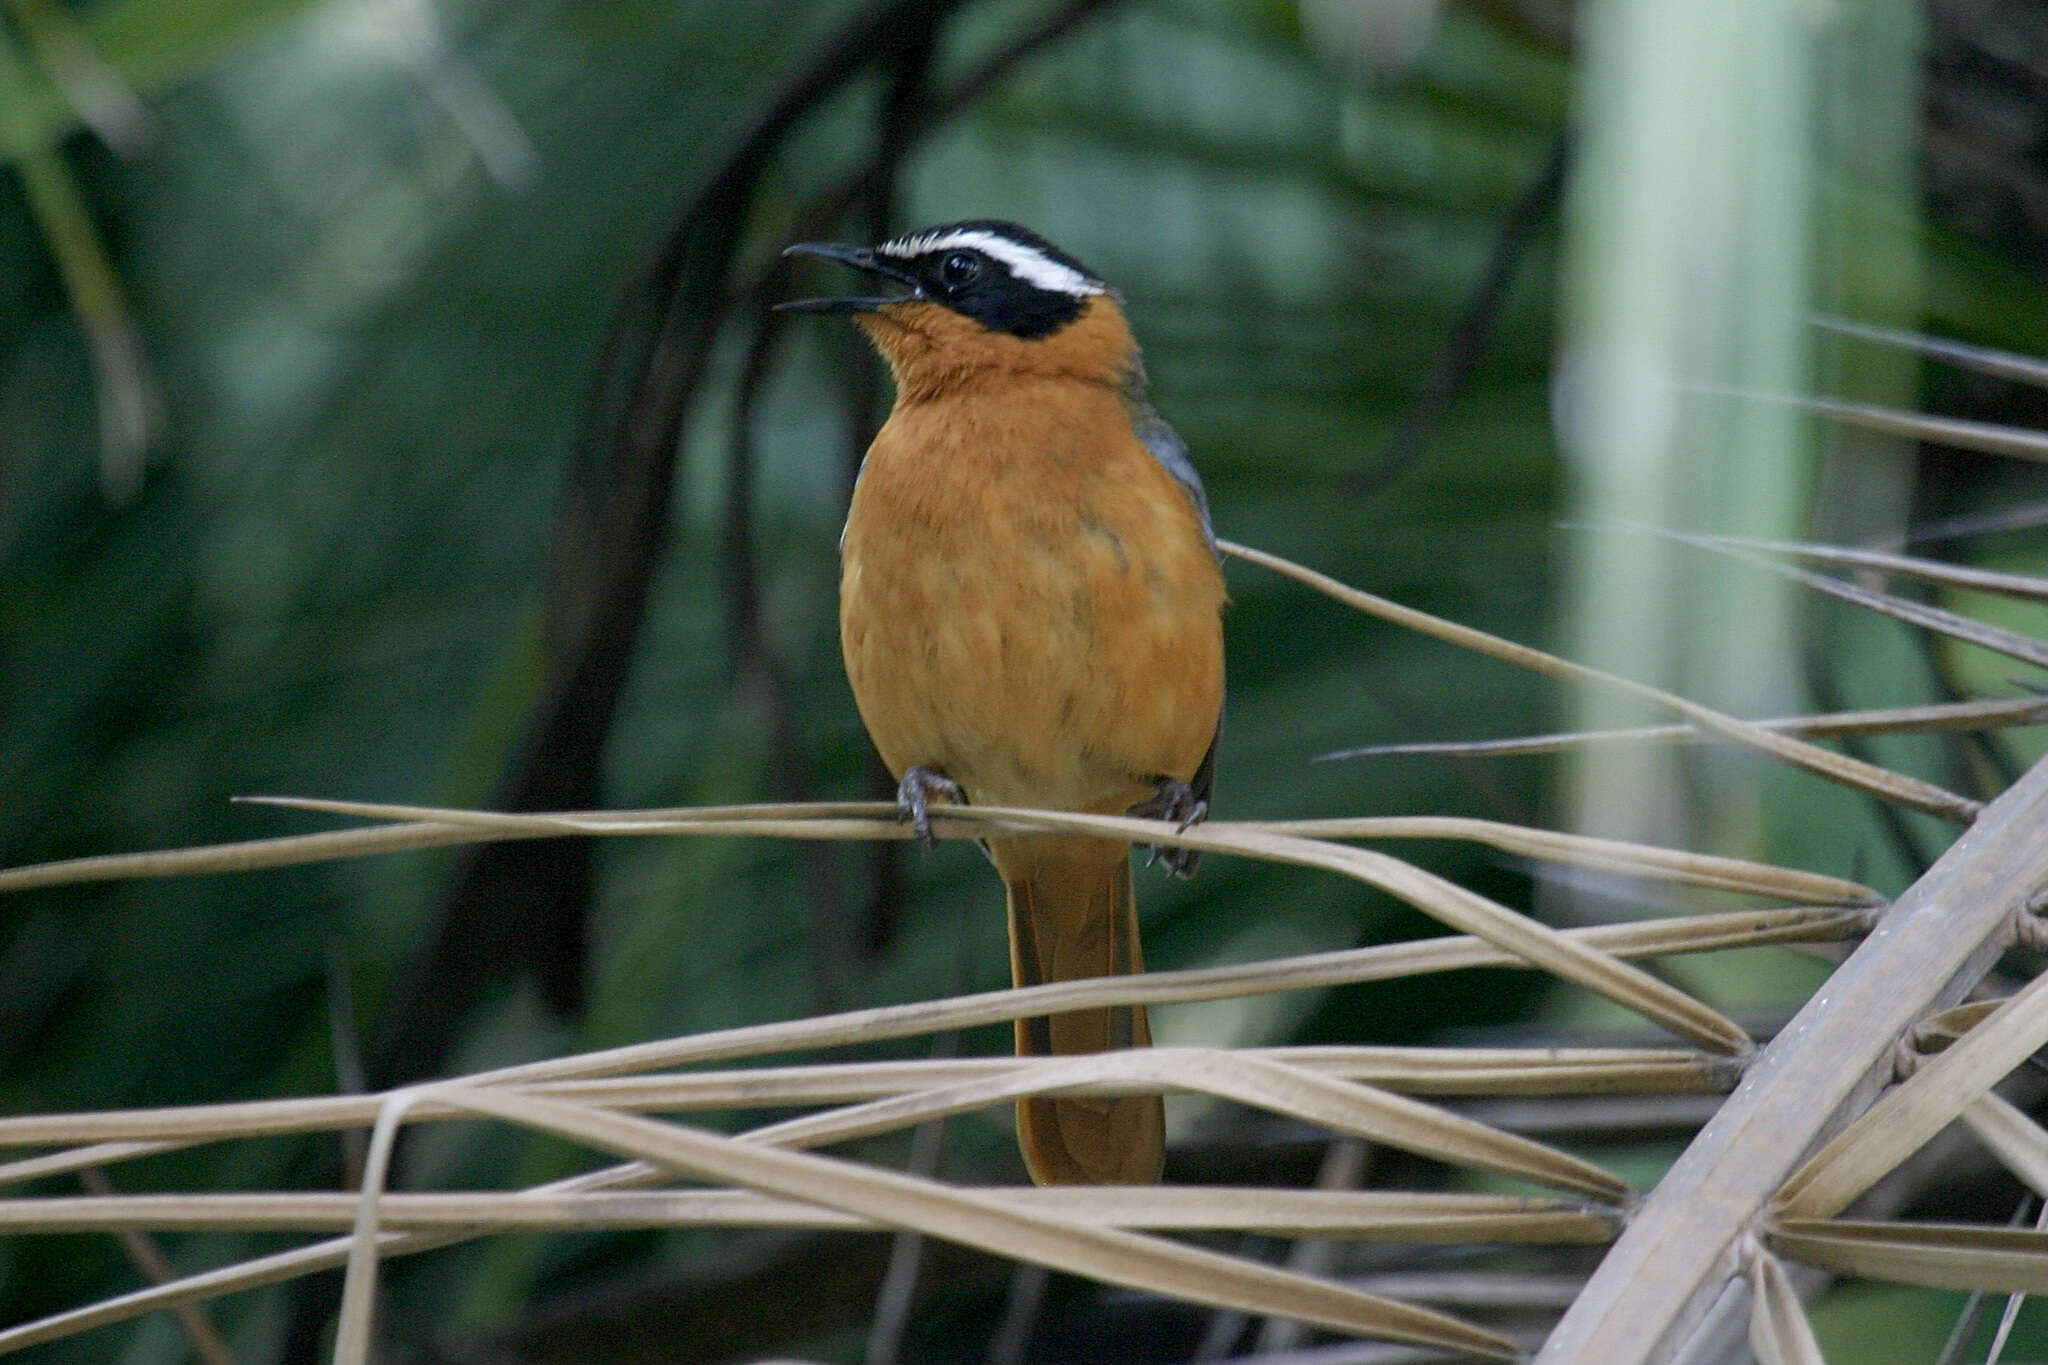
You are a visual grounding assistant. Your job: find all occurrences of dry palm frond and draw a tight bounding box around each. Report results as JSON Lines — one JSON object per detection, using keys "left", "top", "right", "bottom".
{"left": 1775, "top": 969, "right": 2048, "bottom": 1220}
{"left": 1537, "top": 748, "right": 2048, "bottom": 1363}
{"left": 1765, "top": 1220, "right": 2048, "bottom": 1296}
{"left": 1812, "top": 316, "right": 2048, "bottom": 392}
{"left": 1218, "top": 540, "right": 1980, "bottom": 822}
{"left": 1747, "top": 1249, "right": 1826, "bottom": 1365}
{"left": 1715, "top": 388, "right": 2048, "bottom": 467}
{"left": 2, "top": 539, "right": 2043, "bottom": 1364}
{"left": 10, "top": 793, "right": 1764, "bottom": 1054}
{"left": 1318, "top": 695, "right": 2048, "bottom": 763}
{"left": 1961, "top": 1093, "right": 2048, "bottom": 1201}
{"left": 1579, "top": 523, "right": 2048, "bottom": 671}
{"left": 1651, "top": 529, "right": 2048, "bottom": 605}
{"left": 384, "top": 1086, "right": 1521, "bottom": 1359}
{"left": 0, "top": 1188, "right": 1615, "bottom": 1241}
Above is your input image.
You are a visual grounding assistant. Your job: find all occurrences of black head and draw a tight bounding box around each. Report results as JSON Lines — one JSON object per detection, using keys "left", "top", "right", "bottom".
{"left": 778, "top": 220, "right": 1106, "bottom": 340}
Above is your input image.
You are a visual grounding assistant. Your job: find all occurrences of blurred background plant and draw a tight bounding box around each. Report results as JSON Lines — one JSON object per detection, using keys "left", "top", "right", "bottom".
{"left": 3, "top": 0, "right": 2047, "bottom": 1361}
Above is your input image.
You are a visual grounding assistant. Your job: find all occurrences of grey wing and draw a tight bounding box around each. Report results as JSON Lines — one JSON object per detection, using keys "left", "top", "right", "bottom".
{"left": 1132, "top": 406, "right": 1215, "bottom": 551}
{"left": 1133, "top": 404, "right": 1222, "bottom": 879}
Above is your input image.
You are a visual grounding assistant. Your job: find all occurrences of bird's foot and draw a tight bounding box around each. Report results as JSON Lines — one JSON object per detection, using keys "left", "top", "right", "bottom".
{"left": 1131, "top": 777, "right": 1207, "bottom": 829}
{"left": 1130, "top": 777, "right": 1207, "bottom": 879}
{"left": 896, "top": 765, "right": 963, "bottom": 850}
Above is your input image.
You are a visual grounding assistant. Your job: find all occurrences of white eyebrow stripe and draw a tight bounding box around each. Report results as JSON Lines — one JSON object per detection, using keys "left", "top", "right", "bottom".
{"left": 878, "top": 229, "right": 1103, "bottom": 298}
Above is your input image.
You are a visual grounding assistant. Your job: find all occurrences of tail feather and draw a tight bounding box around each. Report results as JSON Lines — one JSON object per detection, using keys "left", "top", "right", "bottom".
{"left": 1001, "top": 838, "right": 1163, "bottom": 1185}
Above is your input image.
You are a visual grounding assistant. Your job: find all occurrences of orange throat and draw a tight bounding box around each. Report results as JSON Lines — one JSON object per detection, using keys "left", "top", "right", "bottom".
{"left": 854, "top": 294, "right": 1142, "bottom": 402}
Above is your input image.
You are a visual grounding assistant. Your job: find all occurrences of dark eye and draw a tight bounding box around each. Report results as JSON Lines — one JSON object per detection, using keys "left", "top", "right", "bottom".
{"left": 938, "top": 251, "right": 982, "bottom": 289}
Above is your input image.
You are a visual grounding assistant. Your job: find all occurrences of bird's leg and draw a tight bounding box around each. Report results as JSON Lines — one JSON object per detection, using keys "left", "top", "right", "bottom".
{"left": 1129, "top": 777, "right": 1207, "bottom": 879}
{"left": 896, "top": 764, "right": 964, "bottom": 850}
{"left": 1131, "top": 776, "right": 1207, "bottom": 828}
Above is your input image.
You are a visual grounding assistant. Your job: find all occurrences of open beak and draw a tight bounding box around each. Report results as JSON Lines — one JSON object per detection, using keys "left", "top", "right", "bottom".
{"left": 775, "top": 242, "right": 925, "bottom": 314}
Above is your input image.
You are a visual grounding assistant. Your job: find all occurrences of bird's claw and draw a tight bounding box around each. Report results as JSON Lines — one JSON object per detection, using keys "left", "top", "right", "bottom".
{"left": 1131, "top": 778, "right": 1207, "bottom": 878}
{"left": 896, "top": 765, "right": 963, "bottom": 850}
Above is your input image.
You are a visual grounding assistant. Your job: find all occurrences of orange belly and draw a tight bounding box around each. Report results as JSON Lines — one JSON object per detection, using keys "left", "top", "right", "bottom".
{"left": 838, "top": 383, "right": 1224, "bottom": 817}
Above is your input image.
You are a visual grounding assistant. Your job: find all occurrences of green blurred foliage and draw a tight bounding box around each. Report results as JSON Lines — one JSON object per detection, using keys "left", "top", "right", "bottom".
{"left": 2, "top": 0, "right": 2045, "bottom": 1360}
{"left": 1809, "top": 1283, "right": 2046, "bottom": 1363}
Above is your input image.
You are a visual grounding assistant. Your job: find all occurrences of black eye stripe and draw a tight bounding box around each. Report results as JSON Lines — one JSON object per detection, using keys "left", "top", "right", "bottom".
{"left": 881, "top": 237, "right": 1090, "bottom": 339}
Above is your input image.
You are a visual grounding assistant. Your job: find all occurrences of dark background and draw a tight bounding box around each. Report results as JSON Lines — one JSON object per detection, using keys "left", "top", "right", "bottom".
{"left": 5, "top": 0, "right": 2048, "bottom": 1359}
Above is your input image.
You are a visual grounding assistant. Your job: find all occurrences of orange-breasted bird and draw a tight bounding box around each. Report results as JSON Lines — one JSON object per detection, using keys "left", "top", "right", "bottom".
{"left": 780, "top": 221, "right": 1225, "bottom": 1184}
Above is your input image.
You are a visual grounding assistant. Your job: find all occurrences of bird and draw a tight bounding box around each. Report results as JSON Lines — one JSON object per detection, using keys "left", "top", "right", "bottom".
{"left": 779, "top": 220, "right": 1225, "bottom": 1185}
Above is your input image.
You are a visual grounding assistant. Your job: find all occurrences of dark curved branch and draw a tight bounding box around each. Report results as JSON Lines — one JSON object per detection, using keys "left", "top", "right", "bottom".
{"left": 374, "top": 0, "right": 1132, "bottom": 1095}
{"left": 1349, "top": 130, "right": 1569, "bottom": 496}
{"left": 369, "top": 0, "right": 965, "bottom": 1093}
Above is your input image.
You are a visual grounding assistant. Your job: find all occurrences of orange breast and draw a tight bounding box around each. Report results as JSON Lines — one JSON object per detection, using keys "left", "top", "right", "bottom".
{"left": 839, "top": 380, "right": 1224, "bottom": 815}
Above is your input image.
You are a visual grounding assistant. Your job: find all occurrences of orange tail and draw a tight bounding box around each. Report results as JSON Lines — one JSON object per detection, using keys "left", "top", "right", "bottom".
{"left": 998, "top": 837, "right": 1164, "bottom": 1185}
